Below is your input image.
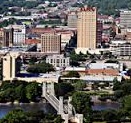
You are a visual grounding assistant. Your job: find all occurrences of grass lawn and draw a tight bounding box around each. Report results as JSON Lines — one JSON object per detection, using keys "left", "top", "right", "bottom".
{"left": 85, "top": 90, "right": 110, "bottom": 95}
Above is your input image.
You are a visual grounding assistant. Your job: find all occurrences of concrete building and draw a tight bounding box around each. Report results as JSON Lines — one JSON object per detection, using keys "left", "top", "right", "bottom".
{"left": 77, "top": 7, "right": 97, "bottom": 53}
{"left": 126, "top": 32, "right": 131, "bottom": 41}
{"left": 112, "top": 42, "right": 131, "bottom": 56}
{"left": 97, "top": 21, "right": 103, "bottom": 46}
{"left": 30, "top": 27, "right": 55, "bottom": 36}
{"left": 98, "top": 15, "right": 114, "bottom": 24}
{"left": 41, "top": 32, "right": 61, "bottom": 54}
{"left": 63, "top": 66, "right": 122, "bottom": 82}
{"left": 0, "top": 28, "right": 4, "bottom": 46}
{"left": 67, "top": 11, "right": 77, "bottom": 28}
{"left": 87, "top": 63, "right": 123, "bottom": 72}
{"left": 57, "top": 30, "right": 74, "bottom": 50}
{"left": 126, "top": 28, "right": 131, "bottom": 41}
{"left": 1, "top": 52, "right": 60, "bottom": 83}
{"left": 2, "top": 52, "right": 21, "bottom": 81}
{"left": 2, "top": 28, "right": 14, "bottom": 47}
{"left": 13, "top": 25, "right": 26, "bottom": 45}
{"left": 120, "top": 10, "right": 131, "bottom": 28}
{"left": 46, "top": 54, "right": 70, "bottom": 68}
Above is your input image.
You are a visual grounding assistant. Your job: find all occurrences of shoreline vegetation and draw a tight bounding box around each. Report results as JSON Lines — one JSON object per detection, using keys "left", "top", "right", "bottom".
{"left": 0, "top": 79, "right": 131, "bottom": 122}
{"left": 0, "top": 99, "right": 120, "bottom": 105}
{"left": 0, "top": 108, "right": 64, "bottom": 123}
{"left": 0, "top": 100, "right": 47, "bottom": 106}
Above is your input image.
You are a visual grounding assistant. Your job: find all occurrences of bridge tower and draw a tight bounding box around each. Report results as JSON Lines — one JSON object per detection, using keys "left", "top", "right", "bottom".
{"left": 42, "top": 82, "right": 83, "bottom": 123}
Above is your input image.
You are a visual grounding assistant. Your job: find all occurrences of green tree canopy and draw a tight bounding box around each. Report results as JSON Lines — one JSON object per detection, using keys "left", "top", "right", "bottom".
{"left": 25, "top": 82, "right": 40, "bottom": 101}
{"left": 0, "top": 109, "right": 28, "bottom": 123}
{"left": 0, "top": 81, "right": 42, "bottom": 103}
{"left": 122, "top": 95, "right": 131, "bottom": 111}
{"left": 103, "top": 110, "right": 118, "bottom": 122}
{"left": 72, "top": 92, "right": 92, "bottom": 114}
{"left": 69, "top": 50, "right": 86, "bottom": 62}
{"left": 63, "top": 71, "right": 80, "bottom": 78}
{"left": 55, "top": 82, "right": 74, "bottom": 97}
{"left": 73, "top": 80, "right": 86, "bottom": 91}
{"left": 71, "top": 92, "right": 92, "bottom": 122}
{"left": 27, "top": 62, "right": 55, "bottom": 73}
{"left": 0, "top": 109, "right": 64, "bottom": 123}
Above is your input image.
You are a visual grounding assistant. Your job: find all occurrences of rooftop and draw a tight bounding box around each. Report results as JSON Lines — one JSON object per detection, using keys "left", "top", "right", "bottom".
{"left": 84, "top": 69, "right": 119, "bottom": 76}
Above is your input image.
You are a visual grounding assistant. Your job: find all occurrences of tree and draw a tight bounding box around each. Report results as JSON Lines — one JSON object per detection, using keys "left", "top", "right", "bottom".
{"left": 113, "top": 78, "right": 120, "bottom": 90}
{"left": 103, "top": 110, "right": 117, "bottom": 122}
{"left": 0, "top": 109, "right": 28, "bottom": 123}
{"left": 55, "top": 83, "right": 74, "bottom": 97}
{"left": 29, "top": 57, "right": 37, "bottom": 64}
{"left": 121, "top": 82, "right": 131, "bottom": 96}
{"left": 69, "top": 50, "right": 86, "bottom": 62}
{"left": 3, "top": 88, "right": 15, "bottom": 102}
{"left": 15, "top": 84, "right": 26, "bottom": 102}
{"left": 54, "top": 115, "right": 64, "bottom": 123}
{"left": 0, "top": 81, "right": 43, "bottom": 103}
{"left": 27, "top": 62, "right": 55, "bottom": 73}
{"left": 63, "top": 71, "right": 80, "bottom": 78}
{"left": 73, "top": 80, "right": 86, "bottom": 91}
{"left": 114, "top": 90, "right": 124, "bottom": 99}
{"left": 0, "top": 109, "right": 64, "bottom": 123}
{"left": 122, "top": 95, "right": 131, "bottom": 111}
{"left": 0, "top": 81, "right": 28, "bottom": 103}
{"left": 71, "top": 92, "right": 92, "bottom": 122}
{"left": 70, "top": 60, "right": 80, "bottom": 67}
{"left": 25, "top": 82, "right": 40, "bottom": 101}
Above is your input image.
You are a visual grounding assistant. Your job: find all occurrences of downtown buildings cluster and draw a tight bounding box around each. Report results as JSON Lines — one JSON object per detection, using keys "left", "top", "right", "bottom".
{"left": 0, "top": 0, "right": 131, "bottom": 84}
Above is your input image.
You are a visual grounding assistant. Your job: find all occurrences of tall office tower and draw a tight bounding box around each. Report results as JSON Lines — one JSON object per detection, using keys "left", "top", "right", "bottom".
{"left": 120, "top": 10, "right": 131, "bottom": 28}
{"left": 0, "top": 28, "right": 4, "bottom": 46}
{"left": 41, "top": 33, "right": 61, "bottom": 54}
{"left": 97, "top": 21, "right": 103, "bottom": 46}
{"left": 77, "top": 7, "right": 97, "bottom": 52}
{"left": 3, "top": 28, "right": 14, "bottom": 47}
{"left": 68, "top": 11, "right": 77, "bottom": 28}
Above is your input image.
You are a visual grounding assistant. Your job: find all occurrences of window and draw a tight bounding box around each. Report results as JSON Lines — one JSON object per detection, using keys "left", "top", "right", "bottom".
{"left": 57, "top": 59, "right": 59, "bottom": 63}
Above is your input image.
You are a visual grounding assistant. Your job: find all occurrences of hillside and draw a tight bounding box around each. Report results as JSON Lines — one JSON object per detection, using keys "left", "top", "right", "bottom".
{"left": 87, "top": 0, "right": 131, "bottom": 15}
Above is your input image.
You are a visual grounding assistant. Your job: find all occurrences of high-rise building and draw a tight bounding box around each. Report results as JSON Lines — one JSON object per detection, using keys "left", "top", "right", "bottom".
{"left": 77, "top": 7, "right": 97, "bottom": 52}
{"left": 3, "top": 28, "right": 14, "bottom": 47}
{"left": 97, "top": 21, "right": 103, "bottom": 46}
{"left": 67, "top": 11, "right": 77, "bottom": 28}
{"left": 0, "top": 28, "right": 4, "bottom": 46}
{"left": 41, "top": 32, "right": 61, "bottom": 54}
{"left": 120, "top": 10, "right": 131, "bottom": 28}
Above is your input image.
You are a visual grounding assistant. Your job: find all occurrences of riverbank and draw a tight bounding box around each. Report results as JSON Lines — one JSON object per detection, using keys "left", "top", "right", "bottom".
{"left": 92, "top": 102, "right": 120, "bottom": 111}
{"left": 0, "top": 102, "right": 56, "bottom": 119}
{"left": 0, "top": 99, "right": 47, "bottom": 106}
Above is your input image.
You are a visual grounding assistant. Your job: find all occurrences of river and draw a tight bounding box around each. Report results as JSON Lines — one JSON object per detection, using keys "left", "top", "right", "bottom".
{"left": 0, "top": 103, "right": 56, "bottom": 119}
{"left": 0, "top": 102, "right": 120, "bottom": 119}
{"left": 92, "top": 102, "right": 120, "bottom": 111}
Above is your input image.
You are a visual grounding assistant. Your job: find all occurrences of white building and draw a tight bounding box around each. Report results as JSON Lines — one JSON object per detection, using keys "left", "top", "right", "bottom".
{"left": 112, "top": 42, "right": 131, "bottom": 56}
{"left": 13, "top": 25, "right": 26, "bottom": 45}
{"left": 120, "top": 10, "right": 131, "bottom": 28}
{"left": 87, "top": 63, "right": 123, "bottom": 72}
{"left": 46, "top": 54, "right": 70, "bottom": 68}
